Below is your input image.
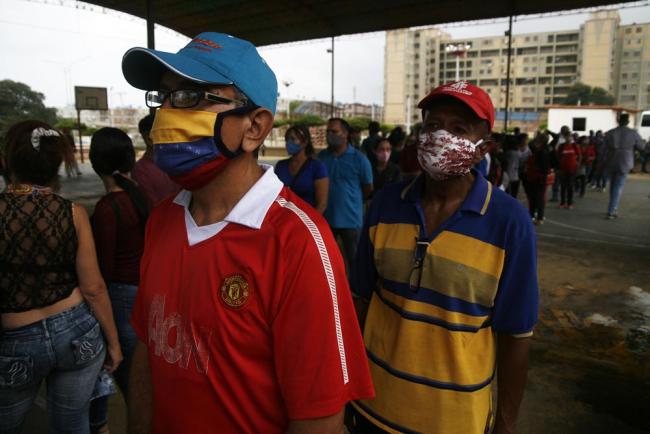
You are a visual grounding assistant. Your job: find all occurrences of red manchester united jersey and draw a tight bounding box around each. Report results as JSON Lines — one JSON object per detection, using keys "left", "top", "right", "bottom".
{"left": 131, "top": 166, "right": 374, "bottom": 434}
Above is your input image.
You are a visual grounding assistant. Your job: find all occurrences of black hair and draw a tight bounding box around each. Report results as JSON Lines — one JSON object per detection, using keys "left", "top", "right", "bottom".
{"left": 328, "top": 117, "right": 351, "bottom": 141}
{"left": 138, "top": 114, "right": 155, "bottom": 142}
{"left": 388, "top": 126, "right": 406, "bottom": 147}
{"left": 89, "top": 127, "right": 150, "bottom": 226}
{"left": 285, "top": 125, "right": 314, "bottom": 156}
{"left": 4, "top": 120, "right": 73, "bottom": 187}
{"left": 368, "top": 121, "right": 380, "bottom": 135}
{"left": 374, "top": 138, "right": 391, "bottom": 152}
{"left": 618, "top": 112, "right": 630, "bottom": 126}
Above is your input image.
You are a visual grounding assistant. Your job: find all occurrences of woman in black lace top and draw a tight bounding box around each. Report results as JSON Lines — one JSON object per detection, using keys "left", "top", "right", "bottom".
{"left": 0, "top": 120, "right": 122, "bottom": 434}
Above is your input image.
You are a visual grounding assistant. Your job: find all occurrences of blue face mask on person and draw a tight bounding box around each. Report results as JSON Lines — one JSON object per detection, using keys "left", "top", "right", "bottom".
{"left": 285, "top": 139, "right": 302, "bottom": 155}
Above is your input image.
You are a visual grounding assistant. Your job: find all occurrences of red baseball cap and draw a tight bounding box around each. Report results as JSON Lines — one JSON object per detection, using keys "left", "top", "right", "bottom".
{"left": 418, "top": 81, "right": 495, "bottom": 130}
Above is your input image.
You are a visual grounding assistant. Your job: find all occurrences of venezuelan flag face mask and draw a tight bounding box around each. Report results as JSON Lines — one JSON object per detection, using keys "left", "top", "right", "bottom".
{"left": 150, "top": 107, "right": 249, "bottom": 190}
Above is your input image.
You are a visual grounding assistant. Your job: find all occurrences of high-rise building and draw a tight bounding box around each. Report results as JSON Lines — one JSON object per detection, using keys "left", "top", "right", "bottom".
{"left": 384, "top": 10, "right": 650, "bottom": 128}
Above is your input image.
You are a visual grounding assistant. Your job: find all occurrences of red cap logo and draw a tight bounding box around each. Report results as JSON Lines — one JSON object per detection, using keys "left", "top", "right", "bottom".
{"left": 418, "top": 81, "right": 495, "bottom": 130}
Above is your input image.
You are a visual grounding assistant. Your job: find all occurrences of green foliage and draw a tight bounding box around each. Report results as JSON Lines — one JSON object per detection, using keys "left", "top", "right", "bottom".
{"left": 379, "top": 123, "right": 395, "bottom": 134}
{"left": 54, "top": 118, "right": 98, "bottom": 136}
{"left": 345, "top": 117, "right": 372, "bottom": 131}
{"left": 0, "top": 79, "right": 57, "bottom": 138}
{"left": 562, "top": 82, "right": 615, "bottom": 105}
{"left": 273, "top": 118, "right": 290, "bottom": 128}
{"left": 289, "top": 100, "right": 302, "bottom": 115}
{"left": 289, "top": 114, "right": 326, "bottom": 127}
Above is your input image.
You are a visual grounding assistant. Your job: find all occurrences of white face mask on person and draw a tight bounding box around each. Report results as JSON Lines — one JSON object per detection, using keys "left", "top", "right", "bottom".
{"left": 417, "top": 129, "right": 483, "bottom": 181}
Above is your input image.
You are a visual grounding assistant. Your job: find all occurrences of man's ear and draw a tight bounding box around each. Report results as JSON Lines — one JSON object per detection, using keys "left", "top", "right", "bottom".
{"left": 242, "top": 108, "right": 274, "bottom": 153}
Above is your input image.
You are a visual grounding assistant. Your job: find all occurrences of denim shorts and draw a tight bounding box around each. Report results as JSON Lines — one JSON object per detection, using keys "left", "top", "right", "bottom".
{"left": 0, "top": 302, "right": 106, "bottom": 434}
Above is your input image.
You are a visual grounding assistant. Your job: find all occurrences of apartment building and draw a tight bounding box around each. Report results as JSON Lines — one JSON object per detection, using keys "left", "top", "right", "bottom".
{"left": 384, "top": 10, "right": 650, "bottom": 127}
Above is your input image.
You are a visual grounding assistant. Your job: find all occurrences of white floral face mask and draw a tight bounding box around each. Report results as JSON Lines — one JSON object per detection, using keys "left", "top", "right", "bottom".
{"left": 417, "top": 129, "right": 483, "bottom": 181}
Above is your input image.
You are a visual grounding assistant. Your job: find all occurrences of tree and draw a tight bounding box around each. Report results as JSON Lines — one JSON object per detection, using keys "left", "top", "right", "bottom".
{"left": 345, "top": 117, "right": 372, "bottom": 131}
{"left": 0, "top": 80, "right": 58, "bottom": 138}
{"left": 289, "top": 114, "right": 326, "bottom": 127}
{"left": 562, "top": 82, "right": 615, "bottom": 105}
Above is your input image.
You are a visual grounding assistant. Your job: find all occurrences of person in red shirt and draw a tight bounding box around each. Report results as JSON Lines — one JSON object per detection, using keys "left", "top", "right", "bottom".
{"left": 121, "top": 32, "right": 374, "bottom": 434}
{"left": 88, "top": 127, "right": 151, "bottom": 434}
{"left": 131, "top": 114, "right": 179, "bottom": 206}
{"left": 557, "top": 136, "right": 582, "bottom": 209}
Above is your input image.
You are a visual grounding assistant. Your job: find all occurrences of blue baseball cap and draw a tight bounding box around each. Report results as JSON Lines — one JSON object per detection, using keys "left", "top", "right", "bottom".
{"left": 122, "top": 32, "right": 278, "bottom": 114}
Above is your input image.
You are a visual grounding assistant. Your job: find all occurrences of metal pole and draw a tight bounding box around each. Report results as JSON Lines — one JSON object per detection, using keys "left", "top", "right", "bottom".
{"left": 504, "top": 15, "right": 513, "bottom": 132}
{"left": 455, "top": 54, "right": 460, "bottom": 82}
{"left": 330, "top": 36, "right": 335, "bottom": 118}
{"left": 77, "top": 109, "right": 84, "bottom": 163}
{"left": 146, "top": 0, "right": 155, "bottom": 49}
{"left": 146, "top": 0, "right": 156, "bottom": 114}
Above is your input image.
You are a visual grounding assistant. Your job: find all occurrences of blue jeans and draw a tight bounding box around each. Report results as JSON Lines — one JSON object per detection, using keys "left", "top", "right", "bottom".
{"left": 89, "top": 283, "right": 138, "bottom": 431}
{"left": 607, "top": 170, "right": 628, "bottom": 216}
{"left": 0, "top": 302, "right": 105, "bottom": 434}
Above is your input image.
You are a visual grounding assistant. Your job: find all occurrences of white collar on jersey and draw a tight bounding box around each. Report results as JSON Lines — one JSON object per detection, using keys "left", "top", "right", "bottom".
{"left": 172, "top": 164, "right": 284, "bottom": 245}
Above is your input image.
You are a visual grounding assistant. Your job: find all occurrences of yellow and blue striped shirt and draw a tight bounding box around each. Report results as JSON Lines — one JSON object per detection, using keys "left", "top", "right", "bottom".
{"left": 352, "top": 173, "right": 538, "bottom": 434}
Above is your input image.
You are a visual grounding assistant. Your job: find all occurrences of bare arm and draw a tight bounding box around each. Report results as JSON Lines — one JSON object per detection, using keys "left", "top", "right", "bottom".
{"left": 286, "top": 409, "right": 344, "bottom": 434}
{"left": 362, "top": 183, "right": 373, "bottom": 201}
{"left": 73, "top": 203, "right": 122, "bottom": 373}
{"left": 313, "top": 177, "right": 329, "bottom": 215}
{"left": 494, "top": 334, "right": 531, "bottom": 434}
{"left": 129, "top": 340, "right": 152, "bottom": 434}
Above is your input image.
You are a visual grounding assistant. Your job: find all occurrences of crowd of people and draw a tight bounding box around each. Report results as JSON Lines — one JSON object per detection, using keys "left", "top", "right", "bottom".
{"left": 0, "top": 31, "right": 646, "bottom": 434}
{"left": 479, "top": 116, "right": 646, "bottom": 222}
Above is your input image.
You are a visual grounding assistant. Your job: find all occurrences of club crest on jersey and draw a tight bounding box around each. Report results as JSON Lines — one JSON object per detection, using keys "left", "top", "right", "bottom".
{"left": 220, "top": 275, "right": 250, "bottom": 309}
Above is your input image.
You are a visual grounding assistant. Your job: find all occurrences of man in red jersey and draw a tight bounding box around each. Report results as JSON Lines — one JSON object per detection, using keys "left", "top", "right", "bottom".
{"left": 122, "top": 32, "right": 374, "bottom": 434}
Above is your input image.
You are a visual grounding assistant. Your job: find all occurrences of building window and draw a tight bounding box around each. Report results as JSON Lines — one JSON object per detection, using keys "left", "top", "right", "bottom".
{"left": 622, "top": 73, "right": 628, "bottom": 79}
{"left": 636, "top": 27, "right": 643, "bottom": 33}
{"left": 548, "top": 35, "right": 554, "bottom": 43}
{"left": 626, "top": 28, "right": 632, "bottom": 34}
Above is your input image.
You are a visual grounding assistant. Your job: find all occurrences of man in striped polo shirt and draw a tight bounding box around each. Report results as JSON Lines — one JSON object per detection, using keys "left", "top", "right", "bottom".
{"left": 351, "top": 81, "right": 539, "bottom": 434}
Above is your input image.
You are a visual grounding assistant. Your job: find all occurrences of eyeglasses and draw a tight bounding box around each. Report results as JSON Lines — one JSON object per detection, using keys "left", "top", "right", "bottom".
{"left": 145, "top": 89, "right": 248, "bottom": 109}
{"left": 408, "top": 240, "right": 431, "bottom": 292}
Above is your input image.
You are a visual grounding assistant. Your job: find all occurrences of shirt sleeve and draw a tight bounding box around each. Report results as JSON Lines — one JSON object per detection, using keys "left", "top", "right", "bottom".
{"left": 91, "top": 200, "right": 117, "bottom": 281}
{"left": 358, "top": 152, "right": 373, "bottom": 185}
{"left": 272, "top": 216, "right": 374, "bottom": 419}
{"left": 491, "top": 206, "right": 539, "bottom": 337}
{"left": 634, "top": 131, "right": 645, "bottom": 151}
{"left": 313, "top": 159, "right": 329, "bottom": 180}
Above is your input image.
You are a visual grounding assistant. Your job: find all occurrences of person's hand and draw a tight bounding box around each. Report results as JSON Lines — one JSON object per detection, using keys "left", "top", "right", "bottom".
{"left": 104, "top": 342, "right": 123, "bottom": 373}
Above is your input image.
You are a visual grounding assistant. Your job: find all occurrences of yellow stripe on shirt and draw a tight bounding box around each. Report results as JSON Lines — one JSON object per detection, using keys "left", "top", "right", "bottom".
{"left": 363, "top": 292, "right": 496, "bottom": 387}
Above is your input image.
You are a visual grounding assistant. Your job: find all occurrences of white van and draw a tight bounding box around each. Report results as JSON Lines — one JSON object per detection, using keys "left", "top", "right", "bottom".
{"left": 637, "top": 110, "right": 650, "bottom": 141}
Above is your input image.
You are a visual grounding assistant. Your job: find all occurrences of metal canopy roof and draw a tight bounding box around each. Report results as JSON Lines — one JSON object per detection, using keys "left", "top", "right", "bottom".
{"left": 85, "top": 0, "right": 617, "bottom": 46}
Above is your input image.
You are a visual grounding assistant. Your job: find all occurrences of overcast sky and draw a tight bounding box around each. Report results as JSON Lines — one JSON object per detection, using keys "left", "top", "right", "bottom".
{"left": 1, "top": 0, "right": 649, "bottom": 109}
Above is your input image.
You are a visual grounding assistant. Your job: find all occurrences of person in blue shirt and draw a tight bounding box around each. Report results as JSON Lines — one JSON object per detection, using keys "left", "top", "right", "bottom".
{"left": 318, "top": 118, "right": 373, "bottom": 274}
{"left": 274, "top": 125, "right": 329, "bottom": 213}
